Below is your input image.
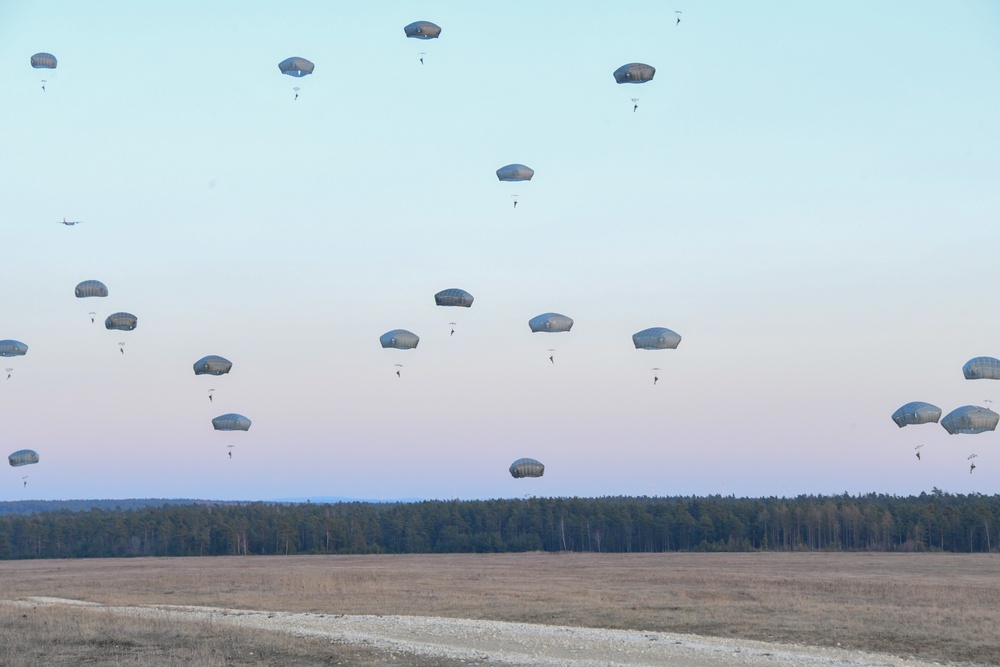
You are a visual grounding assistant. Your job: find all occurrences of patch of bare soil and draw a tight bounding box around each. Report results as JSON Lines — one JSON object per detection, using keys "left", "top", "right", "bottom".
{"left": 4, "top": 597, "right": 959, "bottom": 667}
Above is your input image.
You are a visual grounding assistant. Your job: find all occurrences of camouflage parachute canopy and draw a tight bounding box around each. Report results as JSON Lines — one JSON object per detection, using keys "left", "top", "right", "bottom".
{"left": 509, "top": 458, "right": 544, "bottom": 478}
{"left": 75, "top": 280, "right": 108, "bottom": 298}
{"left": 105, "top": 312, "right": 137, "bottom": 331}
{"left": 404, "top": 21, "right": 441, "bottom": 39}
{"left": 212, "top": 413, "right": 252, "bottom": 431}
{"left": 278, "top": 57, "right": 314, "bottom": 77}
{"left": 632, "top": 327, "right": 681, "bottom": 350}
{"left": 940, "top": 405, "right": 999, "bottom": 435}
{"left": 962, "top": 357, "right": 1000, "bottom": 380}
{"left": 613, "top": 63, "right": 655, "bottom": 84}
{"left": 0, "top": 340, "right": 28, "bottom": 357}
{"left": 380, "top": 329, "right": 420, "bottom": 349}
{"left": 434, "top": 288, "right": 474, "bottom": 307}
{"left": 891, "top": 401, "right": 942, "bottom": 428}
{"left": 30, "top": 52, "right": 57, "bottom": 69}
{"left": 193, "top": 355, "right": 233, "bottom": 376}
{"left": 528, "top": 313, "right": 573, "bottom": 333}
{"left": 8, "top": 449, "right": 39, "bottom": 467}
{"left": 496, "top": 164, "right": 534, "bottom": 182}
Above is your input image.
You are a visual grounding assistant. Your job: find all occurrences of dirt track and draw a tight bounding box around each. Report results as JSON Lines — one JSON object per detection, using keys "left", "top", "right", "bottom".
{"left": 7, "top": 597, "right": 947, "bottom": 667}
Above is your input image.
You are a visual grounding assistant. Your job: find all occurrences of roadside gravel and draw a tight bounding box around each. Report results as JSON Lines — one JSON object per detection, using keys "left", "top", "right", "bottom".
{"left": 12, "top": 597, "right": 952, "bottom": 667}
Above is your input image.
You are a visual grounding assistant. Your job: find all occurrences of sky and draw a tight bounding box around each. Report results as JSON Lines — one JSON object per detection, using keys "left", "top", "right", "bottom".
{"left": 2, "top": 1, "right": 1000, "bottom": 502}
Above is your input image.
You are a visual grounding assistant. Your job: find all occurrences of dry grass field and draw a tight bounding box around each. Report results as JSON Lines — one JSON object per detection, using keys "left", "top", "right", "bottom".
{"left": 1, "top": 552, "right": 998, "bottom": 666}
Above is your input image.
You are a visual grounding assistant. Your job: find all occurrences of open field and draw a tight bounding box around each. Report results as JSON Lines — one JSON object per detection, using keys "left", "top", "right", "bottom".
{"left": 2, "top": 552, "right": 999, "bottom": 666}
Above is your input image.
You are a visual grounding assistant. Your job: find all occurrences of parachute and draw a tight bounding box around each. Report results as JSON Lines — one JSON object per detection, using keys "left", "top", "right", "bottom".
{"left": 30, "top": 53, "right": 57, "bottom": 69}
{"left": 380, "top": 329, "right": 420, "bottom": 349}
{"left": 193, "top": 355, "right": 233, "bottom": 376}
{"left": 613, "top": 63, "right": 655, "bottom": 84}
{"left": 632, "top": 327, "right": 681, "bottom": 350}
{"left": 963, "top": 357, "right": 1000, "bottom": 380}
{"left": 212, "top": 413, "right": 252, "bottom": 431}
{"left": 891, "top": 402, "right": 942, "bottom": 428}
{"left": 105, "top": 312, "right": 137, "bottom": 331}
{"left": 529, "top": 313, "right": 573, "bottom": 333}
{"left": 435, "top": 289, "right": 474, "bottom": 308}
{"left": 0, "top": 340, "right": 28, "bottom": 357}
{"left": 404, "top": 21, "right": 442, "bottom": 39}
{"left": 509, "top": 458, "right": 544, "bottom": 478}
{"left": 940, "top": 405, "right": 999, "bottom": 435}
{"left": 75, "top": 280, "right": 108, "bottom": 298}
{"left": 278, "top": 57, "right": 314, "bottom": 77}
{"left": 8, "top": 449, "right": 39, "bottom": 467}
{"left": 496, "top": 164, "right": 534, "bottom": 182}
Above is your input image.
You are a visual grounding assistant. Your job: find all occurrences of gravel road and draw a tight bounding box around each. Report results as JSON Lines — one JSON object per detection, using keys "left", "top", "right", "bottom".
{"left": 13, "top": 597, "right": 949, "bottom": 667}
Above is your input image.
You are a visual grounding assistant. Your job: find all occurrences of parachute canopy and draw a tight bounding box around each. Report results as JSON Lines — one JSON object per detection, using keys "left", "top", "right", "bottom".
{"left": 404, "top": 21, "right": 441, "bottom": 39}
{"left": 193, "top": 355, "right": 233, "bottom": 376}
{"left": 380, "top": 329, "right": 420, "bottom": 349}
{"left": 613, "top": 63, "right": 655, "bottom": 84}
{"left": 510, "top": 458, "right": 544, "bottom": 478}
{"left": 940, "top": 405, "right": 999, "bottom": 435}
{"left": 529, "top": 313, "right": 573, "bottom": 333}
{"left": 212, "top": 413, "right": 252, "bottom": 431}
{"left": 30, "top": 53, "right": 57, "bottom": 69}
{"left": 632, "top": 327, "right": 681, "bottom": 350}
{"left": 496, "top": 164, "right": 534, "bottom": 182}
{"left": 105, "top": 312, "right": 137, "bottom": 331}
{"left": 75, "top": 280, "right": 108, "bottom": 298}
{"left": 0, "top": 340, "right": 28, "bottom": 357}
{"left": 278, "top": 57, "right": 314, "bottom": 77}
{"left": 8, "top": 449, "right": 39, "bottom": 467}
{"left": 435, "top": 288, "right": 474, "bottom": 308}
{"left": 891, "top": 401, "right": 942, "bottom": 428}
{"left": 963, "top": 357, "right": 1000, "bottom": 380}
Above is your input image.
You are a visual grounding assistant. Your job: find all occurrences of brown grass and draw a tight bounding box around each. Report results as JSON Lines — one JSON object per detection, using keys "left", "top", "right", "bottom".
{"left": 0, "top": 602, "right": 466, "bottom": 666}
{"left": 2, "top": 552, "right": 999, "bottom": 665}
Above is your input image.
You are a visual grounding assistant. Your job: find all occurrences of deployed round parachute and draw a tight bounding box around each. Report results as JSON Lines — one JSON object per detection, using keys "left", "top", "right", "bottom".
{"left": 212, "top": 413, "right": 252, "bottom": 431}
{"left": 380, "top": 329, "right": 419, "bottom": 349}
{"left": 940, "top": 405, "right": 999, "bottom": 435}
{"left": 105, "top": 312, "right": 137, "bottom": 331}
{"left": 529, "top": 313, "right": 573, "bottom": 333}
{"left": 75, "top": 280, "right": 108, "bottom": 298}
{"left": 404, "top": 21, "right": 441, "bottom": 39}
{"left": 963, "top": 357, "right": 1000, "bottom": 380}
{"left": 510, "top": 458, "right": 544, "bottom": 478}
{"left": 30, "top": 53, "right": 57, "bottom": 69}
{"left": 193, "top": 355, "right": 233, "bottom": 376}
{"left": 614, "top": 63, "right": 655, "bottom": 84}
{"left": 8, "top": 449, "right": 39, "bottom": 467}
{"left": 632, "top": 327, "right": 681, "bottom": 350}
{"left": 496, "top": 164, "right": 534, "bottom": 182}
{"left": 278, "top": 57, "right": 314, "bottom": 77}
{"left": 435, "top": 288, "right": 474, "bottom": 308}
{"left": 0, "top": 340, "right": 28, "bottom": 357}
{"left": 891, "top": 401, "right": 942, "bottom": 428}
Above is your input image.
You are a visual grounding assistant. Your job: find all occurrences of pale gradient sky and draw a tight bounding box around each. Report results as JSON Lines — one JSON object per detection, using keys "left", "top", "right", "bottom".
{"left": 2, "top": 1, "right": 999, "bottom": 501}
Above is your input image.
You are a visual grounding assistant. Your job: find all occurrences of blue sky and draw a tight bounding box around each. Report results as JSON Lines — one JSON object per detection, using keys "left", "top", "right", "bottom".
{"left": 2, "top": 1, "right": 1000, "bottom": 501}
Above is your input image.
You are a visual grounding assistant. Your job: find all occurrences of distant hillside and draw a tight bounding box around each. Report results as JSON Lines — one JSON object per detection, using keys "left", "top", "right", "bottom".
{"left": 0, "top": 498, "right": 242, "bottom": 516}
{"left": 0, "top": 497, "right": 421, "bottom": 516}
{"left": 268, "top": 496, "right": 425, "bottom": 504}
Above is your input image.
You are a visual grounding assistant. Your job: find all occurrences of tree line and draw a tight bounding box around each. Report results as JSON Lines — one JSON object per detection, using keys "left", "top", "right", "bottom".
{"left": 0, "top": 498, "right": 227, "bottom": 516}
{"left": 1, "top": 491, "right": 998, "bottom": 559}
